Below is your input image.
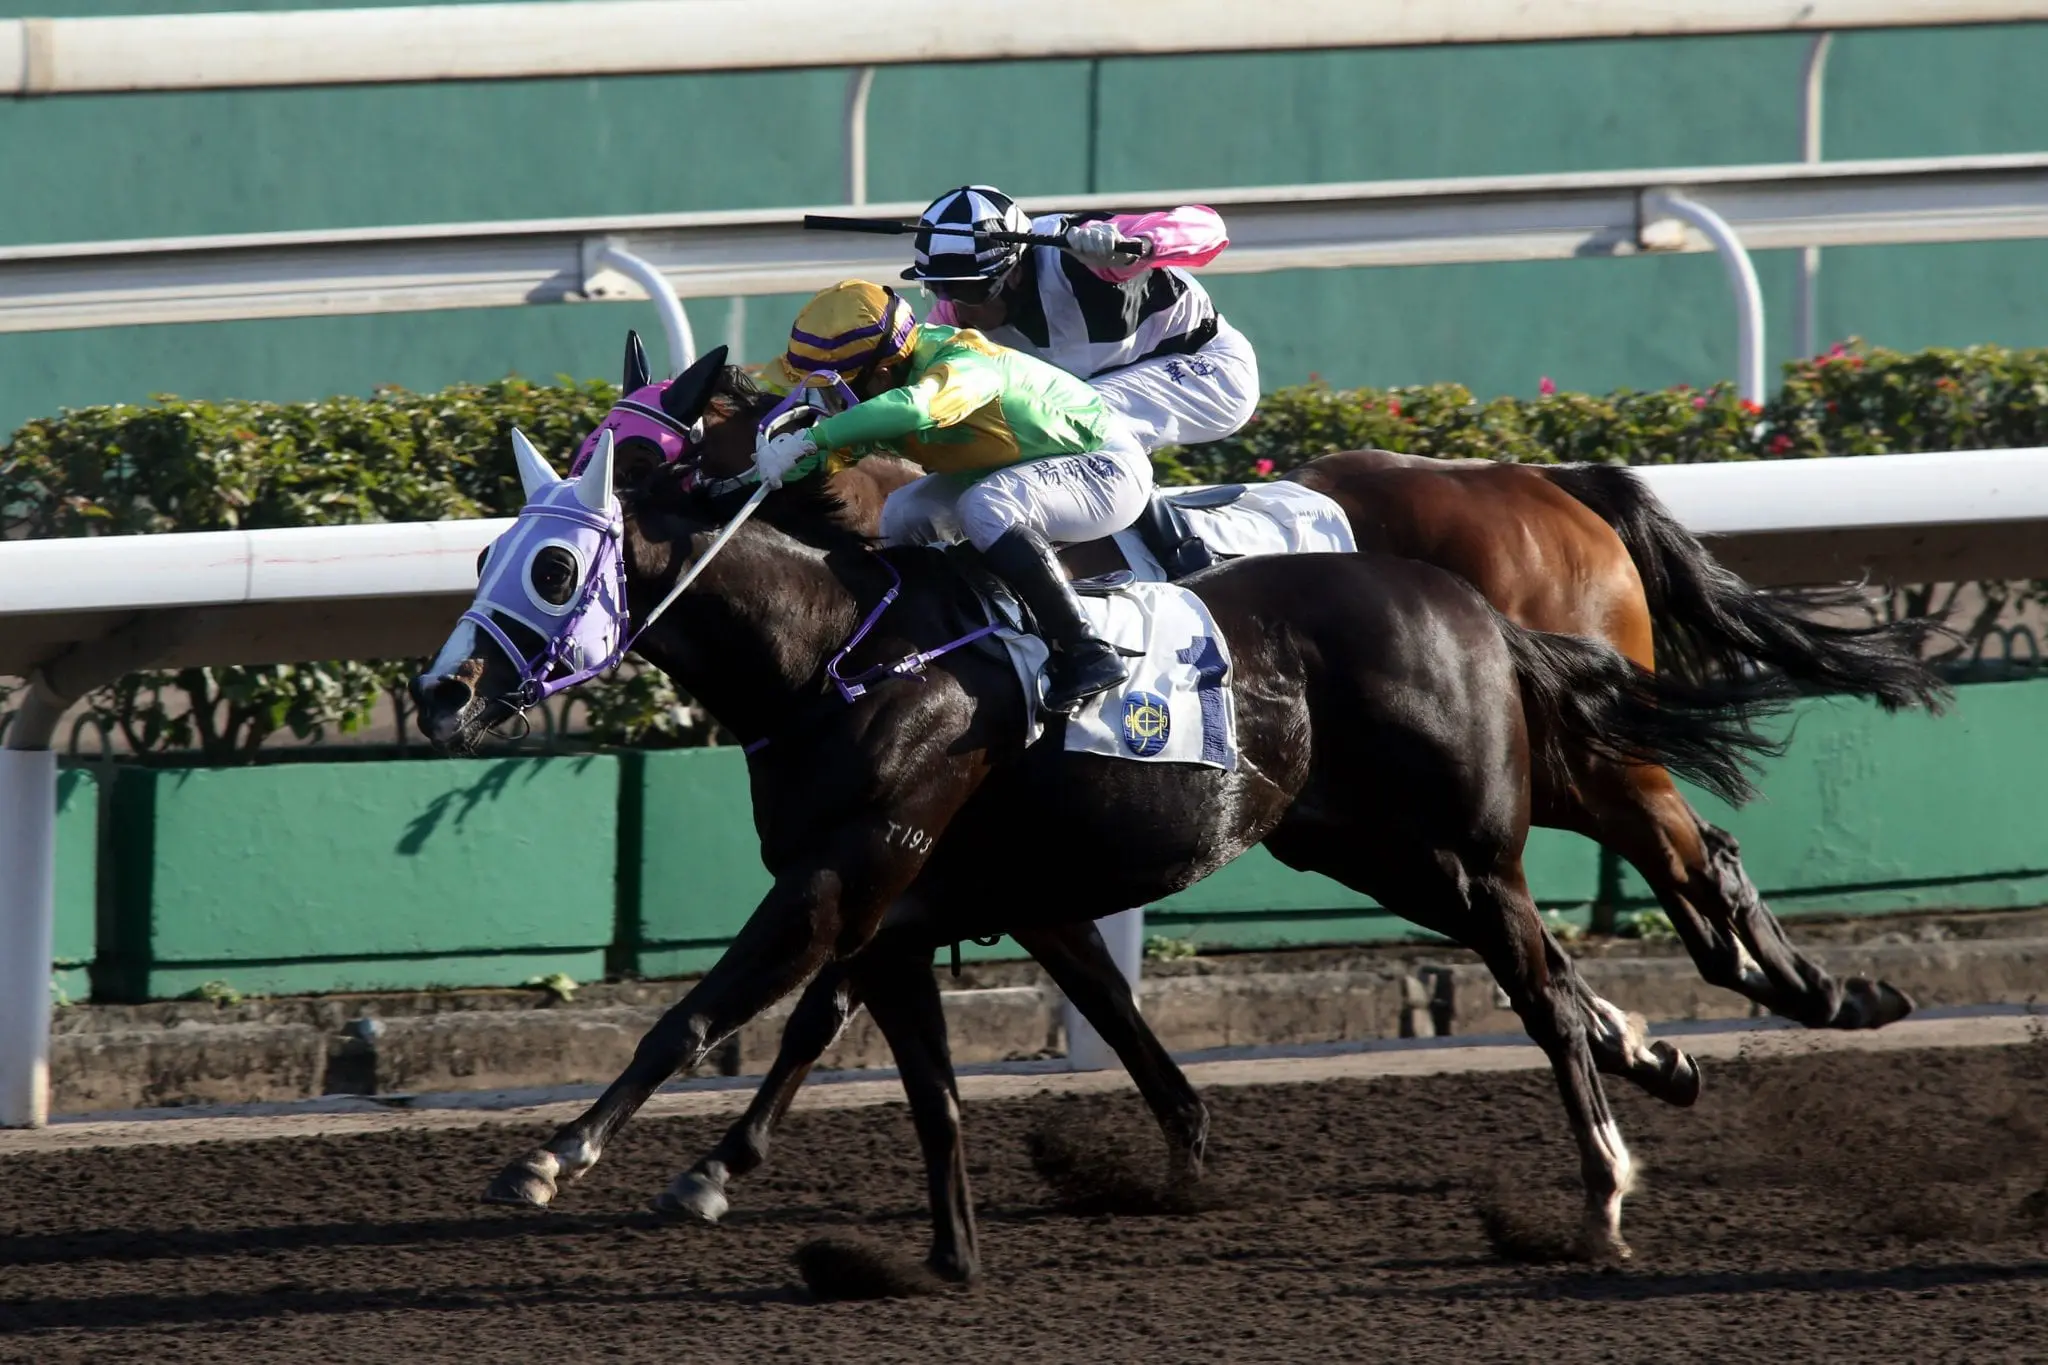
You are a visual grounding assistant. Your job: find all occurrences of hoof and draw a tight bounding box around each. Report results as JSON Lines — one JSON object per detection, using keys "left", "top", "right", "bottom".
{"left": 927, "top": 1251, "right": 979, "bottom": 1285}
{"left": 1833, "top": 978, "right": 1915, "bottom": 1030}
{"left": 1649, "top": 1041, "right": 1703, "bottom": 1108}
{"left": 484, "top": 1152, "right": 561, "bottom": 1209}
{"left": 1582, "top": 1233, "right": 1633, "bottom": 1265}
{"left": 653, "top": 1171, "right": 730, "bottom": 1224}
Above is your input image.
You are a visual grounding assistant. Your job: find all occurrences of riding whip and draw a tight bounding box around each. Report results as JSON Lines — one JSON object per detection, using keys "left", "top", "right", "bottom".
{"left": 801, "top": 214, "right": 1146, "bottom": 262}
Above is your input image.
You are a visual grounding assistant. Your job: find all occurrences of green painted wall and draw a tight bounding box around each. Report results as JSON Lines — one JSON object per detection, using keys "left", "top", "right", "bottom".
{"left": 6, "top": 15, "right": 2048, "bottom": 438}
{"left": 47, "top": 678, "right": 2048, "bottom": 997}
{"left": 1615, "top": 678, "right": 2048, "bottom": 916}
{"left": 628, "top": 747, "right": 768, "bottom": 979}
{"left": 102, "top": 755, "right": 617, "bottom": 999}
{"left": 52, "top": 767, "right": 98, "bottom": 1003}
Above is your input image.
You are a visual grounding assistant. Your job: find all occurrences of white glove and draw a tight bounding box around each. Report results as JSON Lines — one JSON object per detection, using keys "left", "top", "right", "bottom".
{"left": 1063, "top": 221, "right": 1146, "bottom": 271}
{"left": 754, "top": 430, "right": 818, "bottom": 489}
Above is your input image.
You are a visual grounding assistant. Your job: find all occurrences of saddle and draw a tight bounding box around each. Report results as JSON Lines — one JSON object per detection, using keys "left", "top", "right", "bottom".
{"left": 1133, "top": 484, "right": 1249, "bottom": 578}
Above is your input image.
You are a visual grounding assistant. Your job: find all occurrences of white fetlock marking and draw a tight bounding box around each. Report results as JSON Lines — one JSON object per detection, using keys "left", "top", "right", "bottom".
{"left": 1590, "top": 1117, "right": 1635, "bottom": 1253}
{"left": 528, "top": 1149, "right": 562, "bottom": 1181}
{"left": 1587, "top": 996, "right": 1657, "bottom": 1069}
{"left": 552, "top": 1138, "right": 598, "bottom": 1177}
{"left": 1595, "top": 1118, "right": 1637, "bottom": 1199}
{"left": 1733, "top": 938, "right": 1770, "bottom": 992}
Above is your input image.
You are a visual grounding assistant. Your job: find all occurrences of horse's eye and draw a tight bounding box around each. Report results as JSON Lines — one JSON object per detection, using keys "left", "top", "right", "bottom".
{"left": 530, "top": 546, "right": 578, "bottom": 606}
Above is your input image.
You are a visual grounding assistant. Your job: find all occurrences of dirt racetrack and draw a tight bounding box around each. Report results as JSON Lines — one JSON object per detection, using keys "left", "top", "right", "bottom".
{"left": 3, "top": 1034, "right": 2046, "bottom": 1364}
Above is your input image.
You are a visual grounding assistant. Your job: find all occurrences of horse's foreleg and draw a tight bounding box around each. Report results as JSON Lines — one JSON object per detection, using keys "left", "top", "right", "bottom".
{"left": 1014, "top": 920, "right": 1210, "bottom": 1185}
{"left": 483, "top": 871, "right": 844, "bottom": 1210}
{"left": 654, "top": 963, "right": 861, "bottom": 1222}
{"left": 850, "top": 944, "right": 981, "bottom": 1283}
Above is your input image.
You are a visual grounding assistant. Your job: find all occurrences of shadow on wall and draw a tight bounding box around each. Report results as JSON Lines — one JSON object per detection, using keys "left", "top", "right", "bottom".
{"left": 397, "top": 756, "right": 596, "bottom": 855}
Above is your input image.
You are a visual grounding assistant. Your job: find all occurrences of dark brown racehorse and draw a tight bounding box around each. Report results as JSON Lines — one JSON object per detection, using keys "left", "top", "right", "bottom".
{"left": 411, "top": 355, "right": 1785, "bottom": 1273}
{"left": 625, "top": 343, "right": 1944, "bottom": 1229}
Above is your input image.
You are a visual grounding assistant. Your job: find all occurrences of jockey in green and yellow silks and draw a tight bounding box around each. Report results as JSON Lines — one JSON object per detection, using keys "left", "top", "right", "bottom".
{"left": 755, "top": 280, "right": 1150, "bottom": 714}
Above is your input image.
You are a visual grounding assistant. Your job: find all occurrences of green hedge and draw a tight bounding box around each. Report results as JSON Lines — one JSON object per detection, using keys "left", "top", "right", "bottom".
{"left": 5, "top": 340, "right": 2044, "bottom": 759}
{"left": 1155, "top": 339, "right": 2048, "bottom": 485}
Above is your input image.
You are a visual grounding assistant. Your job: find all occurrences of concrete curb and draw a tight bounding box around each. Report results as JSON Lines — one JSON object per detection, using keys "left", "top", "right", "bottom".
{"left": 44, "top": 935, "right": 2048, "bottom": 1116}
{"left": 16, "top": 1010, "right": 2041, "bottom": 1156}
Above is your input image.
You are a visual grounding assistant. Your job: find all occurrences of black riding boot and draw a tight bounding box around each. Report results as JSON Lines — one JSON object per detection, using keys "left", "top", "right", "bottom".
{"left": 982, "top": 526, "right": 1129, "bottom": 714}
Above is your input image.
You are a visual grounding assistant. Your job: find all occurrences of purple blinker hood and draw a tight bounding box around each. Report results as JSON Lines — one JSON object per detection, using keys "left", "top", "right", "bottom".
{"left": 462, "top": 428, "right": 631, "bottom": 706}
{"left": 569, "top": 381, "right": 699, "bottom": 477}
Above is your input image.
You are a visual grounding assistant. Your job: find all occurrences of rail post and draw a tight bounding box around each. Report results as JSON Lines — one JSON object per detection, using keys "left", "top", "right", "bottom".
{"left": 1797, "top": 33, "right": 1836, "bottom": 359}
{"left": 1640, "top": 189, "right": 1767, "bottom": 407}
{"left": 581, "top": 238, "right": 696, "bottom": 377}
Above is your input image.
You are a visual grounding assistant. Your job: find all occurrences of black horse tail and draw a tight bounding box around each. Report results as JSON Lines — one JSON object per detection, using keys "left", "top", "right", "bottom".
{"left": 1541, "top": 461, "right": 1953, "bottom": 714}
{"left": 1495, "top": 611, "right": 1791, "bottom": 809}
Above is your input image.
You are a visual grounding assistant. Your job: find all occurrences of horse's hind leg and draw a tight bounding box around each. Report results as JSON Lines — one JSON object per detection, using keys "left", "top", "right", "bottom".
{"left": 654, "top": 963, "right": 861, "bottom": 1223}
{"left": 1695, "top": 820, "right": 1910, "bottom": 1028}
{"left": 1538, "top": 922, "right": 1701, "bottom": 1107}
{"left": 1464, "top": 867, "right": 1638, "bottom": 1261}
{"left": 1561, "top": 762, "right": 1911, "bottom": 1030}
{"left": 1015, "top": 921, "right": 1211, "bottom": 1184}
{"left": 1274, "top": 830, "right": 1637, "bottom": 1261}
{"left": 848, "top": 942, "right": 980, "bottom": 1282}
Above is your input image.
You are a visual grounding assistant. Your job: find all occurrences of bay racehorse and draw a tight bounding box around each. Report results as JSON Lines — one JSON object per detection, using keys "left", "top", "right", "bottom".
{"left": 411, "top": 354, "right": 1786, "bottom": 1274}
{"left": 588, "top": 340, "right": 1943, "bottom": 1227}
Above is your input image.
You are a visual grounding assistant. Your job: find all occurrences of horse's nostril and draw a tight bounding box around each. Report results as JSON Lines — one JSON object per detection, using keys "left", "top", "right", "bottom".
{"left": 430, "top": 677, "right": 474, "bottom": 712}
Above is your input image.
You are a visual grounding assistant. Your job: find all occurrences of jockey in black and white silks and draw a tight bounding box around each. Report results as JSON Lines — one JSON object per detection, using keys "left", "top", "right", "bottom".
{"left": 906, "top": 185, "right": 1260, "bottom": 456}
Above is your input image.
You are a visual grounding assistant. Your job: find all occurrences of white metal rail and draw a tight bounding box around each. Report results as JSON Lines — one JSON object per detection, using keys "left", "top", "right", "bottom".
{"left": 6, "top": 1, "right": 2038, "bottom": 97}
{"left": 8, "top": 153, "right": 2048, "bottom": 399}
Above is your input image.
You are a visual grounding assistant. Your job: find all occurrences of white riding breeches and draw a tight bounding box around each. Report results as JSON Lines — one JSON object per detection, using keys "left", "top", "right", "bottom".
{"left": 880, "top": 426, "right": 1155, "bottom": 553}
{"left": 1090, "top": 318, "right": 1260, "bottom": 453}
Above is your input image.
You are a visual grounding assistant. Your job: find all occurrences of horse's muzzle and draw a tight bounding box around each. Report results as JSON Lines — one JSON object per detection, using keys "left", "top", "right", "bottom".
{"left": 410, "top": 672, "right": 479, "bottom": 750}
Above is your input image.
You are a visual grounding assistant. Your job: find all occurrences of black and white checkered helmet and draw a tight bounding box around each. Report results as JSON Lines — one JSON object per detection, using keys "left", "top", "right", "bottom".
{"left": 900, "top": 185, "right": 1033, "bottom": 284}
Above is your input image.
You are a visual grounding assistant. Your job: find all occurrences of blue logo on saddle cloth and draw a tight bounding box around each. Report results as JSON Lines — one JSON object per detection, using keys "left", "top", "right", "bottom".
{"left": 1121, "top": 691, "right": 1172, "bottom": 756}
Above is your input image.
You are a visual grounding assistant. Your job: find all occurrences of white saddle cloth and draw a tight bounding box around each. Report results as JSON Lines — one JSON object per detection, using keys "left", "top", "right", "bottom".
{"left": 994, "top": 581, "right": 1239, "bottom": 770}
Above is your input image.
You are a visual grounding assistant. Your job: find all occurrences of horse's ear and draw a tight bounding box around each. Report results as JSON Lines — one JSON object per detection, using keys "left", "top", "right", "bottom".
{"left": 658, "top": 344, "right": 729, "bottom": 425}
{"left": 622, "top": 330, "right": 651, "bottom": 394}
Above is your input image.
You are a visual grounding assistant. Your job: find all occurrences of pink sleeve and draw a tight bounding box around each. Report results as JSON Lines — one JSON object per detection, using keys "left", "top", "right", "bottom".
{"left": 1092, "top": 206, "right": 1230, "bottom": 282}
{"left": 923, "top": 296, "right": 959, "bottom": 326}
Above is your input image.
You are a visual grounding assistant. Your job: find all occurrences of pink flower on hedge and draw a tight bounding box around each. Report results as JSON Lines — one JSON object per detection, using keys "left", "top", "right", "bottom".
{"left": 1538, "top": 376, "right": 1557, "bottom": 395}
{"left": 1254, "top": 458, "right": 1275, "bottom": 476}
{"left": 1740, "top": 399, "right": 1762, "bottom": 415}
{"left": 1387, "top": 399, "right": 1402, "bottom": 417}
{"left": 1691, "top": 395, "right": 1708, "bottom": 410}
{"left": 1769, "top": 434, "right": 1795, "bottom": 454}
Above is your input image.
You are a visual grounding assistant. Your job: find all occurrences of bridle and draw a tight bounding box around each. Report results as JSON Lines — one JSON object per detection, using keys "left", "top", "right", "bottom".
{"left": 464, "top": 371, "right": 863, "bottom": 711}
